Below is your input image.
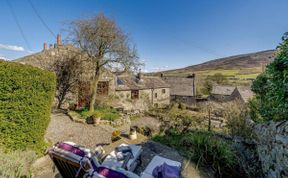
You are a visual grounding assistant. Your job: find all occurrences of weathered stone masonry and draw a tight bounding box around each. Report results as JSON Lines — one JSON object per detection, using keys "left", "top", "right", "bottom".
{"left": 254, "top": 120, "right": 288, "bottom": 178}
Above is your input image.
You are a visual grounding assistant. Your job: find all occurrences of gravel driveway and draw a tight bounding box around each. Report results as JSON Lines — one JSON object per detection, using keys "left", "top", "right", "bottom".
{"left": 45, "top": 111, "right": 114, "bottom": 149}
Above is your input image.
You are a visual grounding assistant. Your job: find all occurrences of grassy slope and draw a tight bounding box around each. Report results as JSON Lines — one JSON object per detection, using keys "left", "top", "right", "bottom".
{"left": 151, "top": 50, "right": 275, "bottom": 92}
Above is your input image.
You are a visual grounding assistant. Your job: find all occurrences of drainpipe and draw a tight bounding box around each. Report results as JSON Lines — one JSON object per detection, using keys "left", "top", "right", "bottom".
{"left": 151, "top": 88, "right": 154, "bottom": 105}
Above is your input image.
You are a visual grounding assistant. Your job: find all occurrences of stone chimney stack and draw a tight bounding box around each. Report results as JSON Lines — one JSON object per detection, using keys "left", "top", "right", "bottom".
{"left": 187, "top": 73, "right": 196, "bottom": 96}
{"left": 57, "top": 34, "right": 62, "bottom": 46}
{"left": 137, "top": 69, "right": 144, "bottom": 83}
{"left": 49, "top": 44, "right": 53, "bottom": 49}
{"left": 43, "top": 42, "right": 47, "bottom": 50}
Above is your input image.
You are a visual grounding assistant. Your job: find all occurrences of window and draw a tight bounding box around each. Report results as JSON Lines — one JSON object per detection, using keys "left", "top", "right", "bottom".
{"left": 154, "top": 93, "right": 158, "bottom": 98}
{"left": 131, "top": 90, "right": 139, "bottom": 99}
{"left": 162, "top": 89, "right": 166, "bottom": 94}
{"left": 117, "top": 78, "right": 125, "bottom": 86}
{"left": 97, "top": 81, "right": 109, "bottom": 96}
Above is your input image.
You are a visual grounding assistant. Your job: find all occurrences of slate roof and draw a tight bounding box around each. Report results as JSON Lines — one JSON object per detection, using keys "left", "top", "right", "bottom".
{"left": 211, "top": 85, "right": 236, "bottom": 96}
{"left": 237, "top": 86, "right": 254, "bottom": 103}
{"left": 116, "top": 76, "right": 169, "bottom": 91}
{"left": 161, "top": 77, "right": 195, "bottom": 96}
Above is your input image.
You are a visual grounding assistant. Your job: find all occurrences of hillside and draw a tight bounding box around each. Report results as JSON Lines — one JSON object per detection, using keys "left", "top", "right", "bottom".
{"left": 159, "top": 50, "right": 275, "bottom": 76}
{"left": 153, "top": 50, "right": 276, "bottom": 94}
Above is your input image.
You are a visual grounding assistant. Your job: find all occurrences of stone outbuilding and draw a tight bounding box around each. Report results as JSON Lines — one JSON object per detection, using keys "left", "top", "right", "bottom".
{"left": 161, "top": 74, "right": 196, "bottom": 105}
{"left": 209, "top": 85, "right": 253, "bottom": 103}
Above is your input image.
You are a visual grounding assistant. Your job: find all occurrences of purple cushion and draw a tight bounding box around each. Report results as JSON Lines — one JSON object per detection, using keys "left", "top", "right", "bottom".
{"left": 97, "top": 167, "right": 129, "bottom": 178}
{"left": 57, "top": 142, "right": 86, "bottom": 157}
{"left": 152, "top": 162, "right": 180, "bottom": 178}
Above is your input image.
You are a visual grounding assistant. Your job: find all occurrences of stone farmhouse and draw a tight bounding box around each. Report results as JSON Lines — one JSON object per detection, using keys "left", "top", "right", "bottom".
{"left": 161, "top": 74, "right": 196, "bottom": 106}
{"left": 209, "top": 85, "right": 253, "bottom": 103}
{"left": 15, "top": 35, "right": 170, "bottom": 111}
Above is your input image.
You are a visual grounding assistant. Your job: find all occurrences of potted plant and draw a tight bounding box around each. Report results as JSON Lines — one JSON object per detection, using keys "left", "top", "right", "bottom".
{"left": 92, "top": 111, "right": 102, "bottom": 125}
{"left": 111, "top": 130, "right": 121, "bottom": 142}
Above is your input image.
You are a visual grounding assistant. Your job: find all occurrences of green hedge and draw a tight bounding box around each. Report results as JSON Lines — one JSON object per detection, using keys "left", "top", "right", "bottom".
{"left": 0, "top": 61, "right": 56, "bottom": 153}
{"left": 251, "top": 33, "right": 288, "bottom": 121}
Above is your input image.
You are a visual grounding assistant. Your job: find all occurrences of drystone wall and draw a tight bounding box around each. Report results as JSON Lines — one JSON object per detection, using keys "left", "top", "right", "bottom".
{"left": 254, "top": 120, "right": 288, "bottom": 178}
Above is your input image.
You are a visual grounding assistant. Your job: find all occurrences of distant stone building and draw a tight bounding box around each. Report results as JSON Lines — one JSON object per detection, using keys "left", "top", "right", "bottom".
{"left": 209, "top": 85, "right": 253, "bottom": 103}
{"left": 161, "top": 74, "right": 196, "bottom": 105}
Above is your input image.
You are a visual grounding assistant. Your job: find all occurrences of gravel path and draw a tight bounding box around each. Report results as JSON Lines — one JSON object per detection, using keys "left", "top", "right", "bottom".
{"left": 45, "top": 111, "right": 114, "bottom": 149}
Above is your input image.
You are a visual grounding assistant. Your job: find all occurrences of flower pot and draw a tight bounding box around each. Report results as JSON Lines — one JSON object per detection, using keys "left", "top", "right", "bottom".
{"left": 93, "top": 117, "right": 101, "bottom": 125}
{"left": 129, "top": 127, "right": 137, "bottom": 140}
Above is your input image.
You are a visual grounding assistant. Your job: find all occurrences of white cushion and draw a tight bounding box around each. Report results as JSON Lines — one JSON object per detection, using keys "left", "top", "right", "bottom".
{"left": 102, "top": 144, "right": 142, "bottom": 171}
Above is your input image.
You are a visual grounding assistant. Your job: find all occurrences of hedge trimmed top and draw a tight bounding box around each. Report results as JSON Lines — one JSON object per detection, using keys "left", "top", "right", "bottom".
{"left": 0, "top": 61, "right": 56, "bottom": 153}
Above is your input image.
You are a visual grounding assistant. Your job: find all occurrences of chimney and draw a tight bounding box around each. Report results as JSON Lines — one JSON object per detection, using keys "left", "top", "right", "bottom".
{"left": 49, "top": 44, "right": 53, "bottom": 49}
{"left": 57, "top": 34, "right": 62, "bottom": 46}
{"left": 137, "top": 69, "right": 144, "bottom": 83}
{"left": 43, "top": 42, "right": 47, "bottom": 50}
{"left": 186, "top": 73, "right": 196, "bottom": 96}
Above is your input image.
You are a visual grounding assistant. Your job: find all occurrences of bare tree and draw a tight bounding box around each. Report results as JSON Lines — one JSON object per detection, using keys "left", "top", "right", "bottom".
{"left": 52, "top": 51, "right": 83, "bottom": 109}
{"left": 201, "top": 101, "right": 218, "bottom": 131}
{"left": 70, "top": 13, "right": 141, "bottom": 112}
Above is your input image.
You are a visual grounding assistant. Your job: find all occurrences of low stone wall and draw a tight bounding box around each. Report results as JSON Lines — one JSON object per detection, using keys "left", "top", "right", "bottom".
{"left": 254, "top": 120, "right": 288, "bottom": 178}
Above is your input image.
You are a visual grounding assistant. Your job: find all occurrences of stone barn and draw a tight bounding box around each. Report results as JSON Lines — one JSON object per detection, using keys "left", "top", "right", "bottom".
{"left": 161, "top": 74, "right": 196, "bottom": 106}
{"left": 209, "top": 85, "right": 253, "bottom": 103}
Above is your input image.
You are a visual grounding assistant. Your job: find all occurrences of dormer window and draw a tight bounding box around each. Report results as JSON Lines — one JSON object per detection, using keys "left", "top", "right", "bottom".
{"left": 117, "top": 78, "right": 125, "bottom": 86}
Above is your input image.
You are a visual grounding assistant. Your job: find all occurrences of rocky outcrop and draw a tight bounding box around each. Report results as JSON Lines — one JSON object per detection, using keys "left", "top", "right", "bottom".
{"left": 254, "top": 121, "right": 288, "bottom": 178}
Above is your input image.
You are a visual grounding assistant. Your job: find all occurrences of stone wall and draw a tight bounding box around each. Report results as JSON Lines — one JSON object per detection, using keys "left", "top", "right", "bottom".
{"left": 254, "top": 120, "right": 288, "bottom": 178}
{"left": 150, "top": 88, "right": 170, "bottom": 107}
{"left": 114, "top": 87, "right": 170, "bottom": 111}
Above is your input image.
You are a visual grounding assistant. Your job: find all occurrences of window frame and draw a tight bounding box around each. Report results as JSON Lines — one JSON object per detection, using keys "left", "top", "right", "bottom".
{"left": 131, "top": 90, "right": 139, "bottom": 100}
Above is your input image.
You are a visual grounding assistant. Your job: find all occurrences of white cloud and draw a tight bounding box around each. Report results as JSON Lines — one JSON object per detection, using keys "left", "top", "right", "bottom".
{"left": 0, "top": 56, "right": 10, "bottom": 60}
{"left": 150, "top": 65, "right": 170, "bottom": 72}
{"left": 0, "top": 44, "right": 25, "bottom": 52}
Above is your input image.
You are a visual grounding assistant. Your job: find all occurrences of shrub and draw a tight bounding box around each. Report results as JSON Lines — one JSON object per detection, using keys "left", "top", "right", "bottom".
{"left": 178, "top": 102, "right": 187, "bottom": 110}
{"left": 77, "top": 106, "right": 120, "bottom": 121}
{"left": 148, "top": 104, "right": 202, "bottom": 134}
{"left": 251, "top": 32, "right": 288, "bottom": 121}
{"left": 153, "top": 131, "right": 241, "bottom": 177}
{"left": 189, "top": 132, "right": 237, "bottom": 176}
{"left": 0, "top": 61, "right": 56, "bottom": 153}
{"left": 0, "top": 149, "right": 36, "bottom": 178}
{"left": 248, "top": 97, "right": 263, "bottom": 123}
{"left": 223, "top": 101, "right": 254, "bottom": 138}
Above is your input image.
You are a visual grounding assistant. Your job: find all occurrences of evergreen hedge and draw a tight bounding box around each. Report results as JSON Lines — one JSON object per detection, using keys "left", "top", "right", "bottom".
{"left": 251, "top": 32, "right": 288, "bottom": 121}
{"left": 0, "top": 61, "right": 56, "bottom": 153}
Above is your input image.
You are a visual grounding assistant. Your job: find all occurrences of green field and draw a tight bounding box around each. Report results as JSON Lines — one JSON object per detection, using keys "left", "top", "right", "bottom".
{"left": 159, "top": 67, "right": 263, "bottom": 95}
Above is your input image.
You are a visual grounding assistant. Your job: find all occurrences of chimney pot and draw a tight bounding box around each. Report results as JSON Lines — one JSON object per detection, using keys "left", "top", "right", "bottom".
{"left": 43, "top": 42, "right": 47, "bottom": 50}
{"left": 57, "top": 34, "right": 62, "bottom": 46}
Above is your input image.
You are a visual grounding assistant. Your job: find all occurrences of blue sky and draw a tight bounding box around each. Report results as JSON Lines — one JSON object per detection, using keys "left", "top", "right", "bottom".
{"left": 0, "top": 0, "right": 287, "bottom": 72}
